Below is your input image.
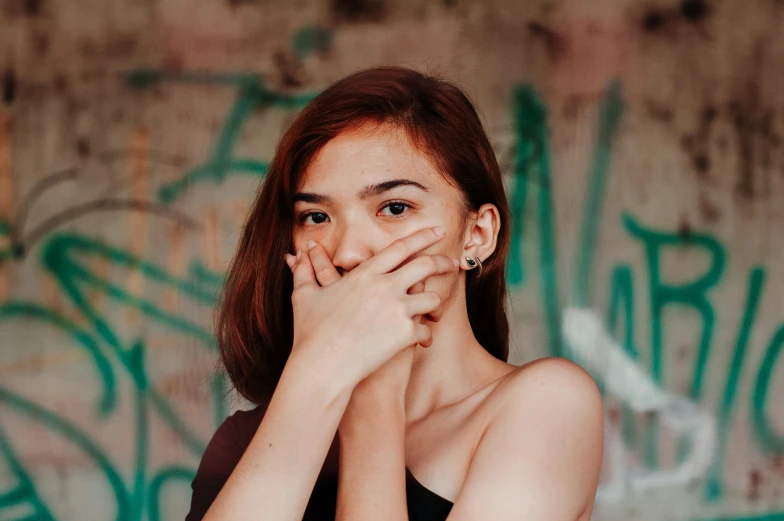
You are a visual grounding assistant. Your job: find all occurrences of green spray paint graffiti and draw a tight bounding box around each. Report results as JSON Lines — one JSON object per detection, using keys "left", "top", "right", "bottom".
{"left": 125, "top": 70, "right": 318, "bottom": 203}
{"left": 0, "top": 68, "right": 782, "bottom": 521}
{"left": 509, "top": 82, "right": 624, "bottom": 357}
{"left": 509, "top": 84, "right": 564, "bottom": 356}
{"left": 510, "top": 82, "right": 784, "bottom": 514}
{"left": 606, "top": 262, "right": 640, "bottom": 444}
{"left": 40, "top": 232, "right": 220, "bottom": 452}
{"left": 0, "top": 387, "right": 126, "bottom": 521}
{"left": 0, "top": 301, "right": 116, "bottom": 414}
{"left": 291, "top": 26, "right": 335, "bottom": 60}
{"left": 0, "top": 69, "right": 318, "bottom": 521}
{"left": 753, "top": 324, "right": 784, "bottom": 452}
{"left": 623, "top": 213, "right": 726, "bottom": 468}
{"left": 0, "top": 231, "right": 228, "bottom": 521}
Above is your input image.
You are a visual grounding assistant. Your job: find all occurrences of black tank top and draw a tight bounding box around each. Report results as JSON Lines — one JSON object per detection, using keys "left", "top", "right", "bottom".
{"left": 299, "top": 467, "right": 453, "bottom": 520}
{"left": 185, "top": 407, "right": 454, "bottom": 521}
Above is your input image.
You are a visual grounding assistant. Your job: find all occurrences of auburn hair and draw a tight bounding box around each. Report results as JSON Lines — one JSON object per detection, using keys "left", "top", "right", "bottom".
{"left": 216, "top": 65, "right": 512, "bottom": 405}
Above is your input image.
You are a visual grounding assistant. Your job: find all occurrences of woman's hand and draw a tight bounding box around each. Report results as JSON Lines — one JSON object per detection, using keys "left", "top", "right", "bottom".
{"left": 339, "top": 277, "right": 445, "bottom": 415}
{"left": 284, "top": 226, "right": 458, "bottom": 396}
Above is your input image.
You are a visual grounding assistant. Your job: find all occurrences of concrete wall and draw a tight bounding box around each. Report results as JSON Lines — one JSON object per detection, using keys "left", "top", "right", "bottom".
{"left": 1, "top": 0, "right": 783, "bottom": 519}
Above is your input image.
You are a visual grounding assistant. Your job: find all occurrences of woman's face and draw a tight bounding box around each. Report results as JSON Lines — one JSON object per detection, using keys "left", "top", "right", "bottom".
{"left": 292, "top": 121, "right": 470, "bottom": 301}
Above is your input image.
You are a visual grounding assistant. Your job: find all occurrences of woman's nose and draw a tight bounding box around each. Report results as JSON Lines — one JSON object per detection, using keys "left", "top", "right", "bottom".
{"left": 330, "top": 230, "right": 376, "bottom": 274}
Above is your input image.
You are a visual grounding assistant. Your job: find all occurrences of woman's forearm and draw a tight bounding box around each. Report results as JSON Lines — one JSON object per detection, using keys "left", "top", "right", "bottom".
{"left": 203, "top": 353, "right": 353, "bottom": 521}
{"left": 336, "top": 403, "right": 408, "bottom": 521}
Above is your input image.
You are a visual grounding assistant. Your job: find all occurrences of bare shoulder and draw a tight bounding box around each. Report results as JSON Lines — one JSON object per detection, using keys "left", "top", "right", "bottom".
{"left": 488, "top": 356, "right": 603, "bottom": 419}
{"left": 447, "top": 358, "right": 604, "bottom": 519}
{"left": 479, "top": 356, "right": 604, "bottom": 485}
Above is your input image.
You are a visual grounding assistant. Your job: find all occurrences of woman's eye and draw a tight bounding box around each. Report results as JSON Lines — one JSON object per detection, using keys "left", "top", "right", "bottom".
{"left": 298, "top": 202, "right": 411, "bottom": 225}
{"left": 300, "top": 212, "right": 329, "bottom": 225}
{"left": 380, "top": 201, "right": 411, "bottom": 217}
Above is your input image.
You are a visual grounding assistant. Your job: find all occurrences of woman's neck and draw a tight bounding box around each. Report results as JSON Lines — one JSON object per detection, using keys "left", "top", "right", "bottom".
{"left": 403, "top": 286, "right": 513, "bottom": 424}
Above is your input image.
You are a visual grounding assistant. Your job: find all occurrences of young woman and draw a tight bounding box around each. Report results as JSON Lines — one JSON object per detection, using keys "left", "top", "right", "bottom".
{"left": 185, "top": 66, "right": 603, "bottom": 521}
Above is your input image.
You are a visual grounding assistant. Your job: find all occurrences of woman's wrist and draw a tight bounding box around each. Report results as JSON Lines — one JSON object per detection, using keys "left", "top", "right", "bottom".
{"left": 339, "top": 398, "right": 405, "bottom": 438}
{"left": 283, "top": 344, "right": 356, "bottom": 409}
{"left": 336, "top": 406, "right": 407, "bottom": 521}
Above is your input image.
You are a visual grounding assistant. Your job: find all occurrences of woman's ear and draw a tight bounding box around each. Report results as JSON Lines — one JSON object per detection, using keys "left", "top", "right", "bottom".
{"left": 462, "top": 203, "right": 500, "bottom": 263}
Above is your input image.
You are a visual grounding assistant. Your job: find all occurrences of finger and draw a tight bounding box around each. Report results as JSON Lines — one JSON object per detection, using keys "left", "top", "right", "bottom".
{"left": 408, "top": 280, "right": 443, "bottom": 322}
{"left": 306, "top": 240, "right": 341, "bottom": 287}
{"left": 362, "top": 227, "right": 446, "bottom": 275}
{"left": 394, "top": 254, "right": 459, "bottom": 291}
{"left": 414, "top": 322, "right": 433, "bottom": 348}
{"left": 406, "top": 282, "right": 427, "bottom": 344}
{"left": 291, "top": 250, "right": 318, "bottom": 291}
{"left": 406, "top": 291, "right": 441, "bottom": 318}
{"left": 426, "top": 302, "right": 444, "bottom": 322}
{"left": 414, "top": 313, "right": 434, "bottom": 347}
{"left": 407, "top": 280, "right": 425, "bottom": 295}
{"left": 285, "top": 253, "right": 297, "bottom": 270}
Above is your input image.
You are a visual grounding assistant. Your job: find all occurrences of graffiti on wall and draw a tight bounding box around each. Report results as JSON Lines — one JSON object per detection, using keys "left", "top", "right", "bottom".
{"left": 0, "top": 71, "right": 316, "bottom": 521}
{"left": 510, "top": 85, "right": 784, "bottom": 517}
{"left": 0, "top": 69, "right": 782, "bottom": 521}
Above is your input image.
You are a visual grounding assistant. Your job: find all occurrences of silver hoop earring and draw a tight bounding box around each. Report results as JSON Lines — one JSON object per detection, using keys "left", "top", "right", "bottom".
{"left": 465, "top": 256, "right": 483, "bottom": 277}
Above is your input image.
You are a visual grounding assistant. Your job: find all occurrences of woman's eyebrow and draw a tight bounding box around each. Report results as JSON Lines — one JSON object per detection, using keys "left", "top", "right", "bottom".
{"left": 293, "top": 178, "right": 429, "bottom": 205}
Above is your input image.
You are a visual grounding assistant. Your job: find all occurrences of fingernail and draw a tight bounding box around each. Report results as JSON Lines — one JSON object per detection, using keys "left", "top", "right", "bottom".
{"left": 307, "top": 240, "right": 316, "bottom": 250}
{"left": 452, "top": 258, "right": 459, "bottom": 267}
{"left": 296, "top": 249, "right": 302, "bottom": 261}
{"left": 285, "top": 254, "right": 295, "bottom": 268}
{"left": 433, "top": 226, "right": 445, "bottom": 237}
